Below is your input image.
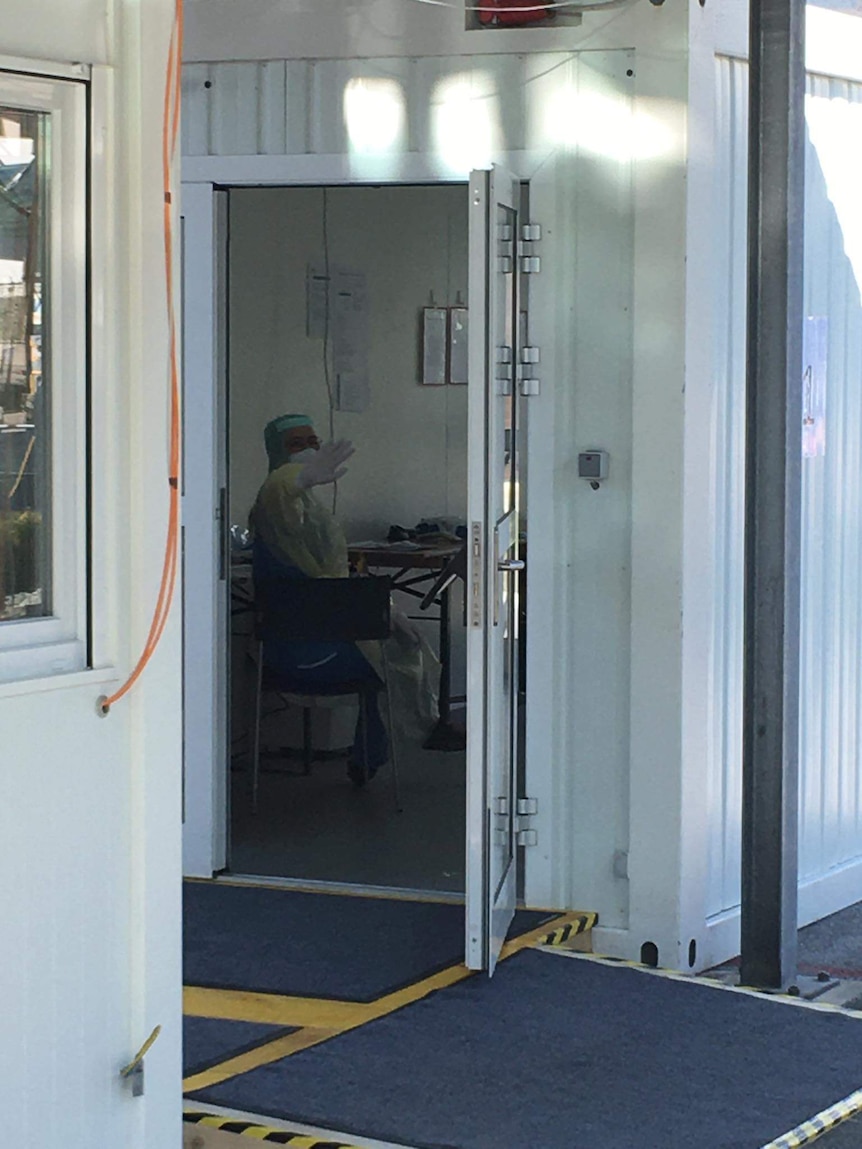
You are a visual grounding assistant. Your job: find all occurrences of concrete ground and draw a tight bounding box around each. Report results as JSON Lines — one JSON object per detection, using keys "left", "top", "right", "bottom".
{"left": 794, "top": 901, "right": 862, "bottom": 1146}
{"left": 700, "top": 900, "right": 862, "bottom": 1146}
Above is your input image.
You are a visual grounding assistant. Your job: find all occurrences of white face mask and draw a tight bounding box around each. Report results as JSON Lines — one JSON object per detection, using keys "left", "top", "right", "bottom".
{"left": 289, "top": 447, "right": 318, "bottom": 464}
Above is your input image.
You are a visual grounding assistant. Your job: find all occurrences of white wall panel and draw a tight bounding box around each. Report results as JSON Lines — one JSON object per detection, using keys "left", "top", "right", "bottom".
{"left": 182, "top": 63, "right": 212, "bottom": 156}
{"left": 209, "top": 61, "right": 263, "bottom": 156}
{"left": 181, "top": 54, "right": 542, "bottom": 160}
{"left": 259, "top": 60, "right": 288, "bottom": 155}
{"left": 524, "top": 48, "right": 636, "bottom": 928}
{"left": 800, "top": 72, "right": 862, "bottom": 896}
{"left": 711, "top": 58, "right": 862, "bottom": 924}
{"left": 285, "top": 60, "right": 312, "bottom": 154}
{"left": 708, "top": 56, "right": 748, "bottom": 921}
{"left": 0, "top": 5, "right": 182, "bottom": 1148}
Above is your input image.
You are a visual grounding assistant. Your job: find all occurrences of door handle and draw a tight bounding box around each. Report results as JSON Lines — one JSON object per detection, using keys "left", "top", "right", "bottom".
{"left": 217, "top": 486, "right": 228, "bottom": 582}
{"left": 494, "top": 557, "right": 524, "bottom": 625}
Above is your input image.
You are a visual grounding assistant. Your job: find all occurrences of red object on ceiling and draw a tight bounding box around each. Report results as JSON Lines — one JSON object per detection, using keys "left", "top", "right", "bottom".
{"left": 477, "top": 0, "right": 553, "bottom": 26}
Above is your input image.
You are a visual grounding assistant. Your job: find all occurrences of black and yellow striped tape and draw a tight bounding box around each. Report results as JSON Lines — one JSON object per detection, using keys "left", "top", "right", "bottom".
{"left": 761, "top": 1087, "right": 862, "bottom": 1148}
{"left": 183, "top": 1110, "right": 363, "bottom": 1146}
{"left": 538, "top": 912, "right": 597, "bottom": 947}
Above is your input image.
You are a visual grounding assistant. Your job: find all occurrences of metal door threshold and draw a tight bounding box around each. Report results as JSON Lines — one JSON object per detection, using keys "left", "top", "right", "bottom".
{"left": 217, "top": 871, "right": 465, "bottom": 904}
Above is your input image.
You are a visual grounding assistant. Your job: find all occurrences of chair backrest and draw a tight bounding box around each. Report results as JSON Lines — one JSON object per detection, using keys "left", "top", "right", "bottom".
{"left": 254, "top": 575, "right": 392, "bottom": 643}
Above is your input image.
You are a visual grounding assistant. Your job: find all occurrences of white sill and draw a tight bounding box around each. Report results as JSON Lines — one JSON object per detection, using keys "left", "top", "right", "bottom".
{"left": 0, "top": 664, "right": 119, "bottom": 700}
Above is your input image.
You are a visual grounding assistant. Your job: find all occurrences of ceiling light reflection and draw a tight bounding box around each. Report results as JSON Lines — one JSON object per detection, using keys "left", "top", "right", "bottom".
{"left": 432, "top": 72, "right": 501, "bottom": 176}
{"left": 344, "top": 77, "right": 406, "bottom": 154}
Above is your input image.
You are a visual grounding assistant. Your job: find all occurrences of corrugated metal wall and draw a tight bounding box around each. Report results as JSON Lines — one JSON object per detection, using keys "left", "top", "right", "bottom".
{"left": 711, "top": 57, "right": 862, "bottom": 920}
{"left": 182, "top": 54, "right": 573, "bottom": 159}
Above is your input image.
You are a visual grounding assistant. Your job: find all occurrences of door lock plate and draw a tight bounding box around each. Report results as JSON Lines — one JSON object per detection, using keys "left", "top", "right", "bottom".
{"left": 470, "top": 523, "right": 482, "bottom": 628}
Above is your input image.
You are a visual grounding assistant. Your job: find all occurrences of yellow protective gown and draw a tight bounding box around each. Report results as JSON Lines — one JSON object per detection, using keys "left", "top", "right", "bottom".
{"left": 251, "top": 463, "right": 348, "bottom": 579}
{"left": 250, "top": 463, "right": 439, "bottom": 734}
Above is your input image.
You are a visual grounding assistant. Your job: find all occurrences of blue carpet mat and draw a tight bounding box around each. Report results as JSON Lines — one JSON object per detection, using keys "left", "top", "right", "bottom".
{"left": 189, "top": 950, "right": 862, "bottom": 1149}
{"left": 183, "top": 881, "right": 554, "bottom": 1001}
{"left": 183, "top": 1016, "right": 295, "bottom": 1077}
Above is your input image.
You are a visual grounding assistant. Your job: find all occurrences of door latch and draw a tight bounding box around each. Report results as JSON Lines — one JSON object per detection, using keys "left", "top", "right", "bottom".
{"left": 470, "top": 523, "right": 482, "bottom": 628}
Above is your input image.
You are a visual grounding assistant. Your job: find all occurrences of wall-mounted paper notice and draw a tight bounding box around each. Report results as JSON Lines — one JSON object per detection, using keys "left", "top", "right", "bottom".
{"left": 448, "top": 307, "right": 468, "bottom": 384}
{"left": 306, "top": 265, "right": 329, "bottom": 338}
{"left": 422, "top": 307, "right": 447, "bottom": 385}
{"left": 332, "top": 269, "right": 370, "bottom": 413}
{"left": 307, "top": 265, "right": 371, "bottom": 413}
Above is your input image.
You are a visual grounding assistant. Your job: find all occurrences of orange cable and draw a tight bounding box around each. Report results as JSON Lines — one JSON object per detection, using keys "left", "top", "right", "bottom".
{"left": 101, "top": 0, "right": 184, "bottom": 714}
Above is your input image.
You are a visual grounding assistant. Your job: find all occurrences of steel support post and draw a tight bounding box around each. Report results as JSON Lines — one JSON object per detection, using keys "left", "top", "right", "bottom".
{"left": 740, "top": 0, "right": 805, "bottom": 989}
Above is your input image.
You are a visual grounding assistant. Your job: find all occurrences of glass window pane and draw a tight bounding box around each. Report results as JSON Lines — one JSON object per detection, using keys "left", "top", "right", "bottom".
{"left": 0, "top": 107, "right": 49, "bottom": 623}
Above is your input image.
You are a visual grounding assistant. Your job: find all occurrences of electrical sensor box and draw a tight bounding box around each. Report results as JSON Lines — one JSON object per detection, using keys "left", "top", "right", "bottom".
{"left": 578, "top": 450, "right": 609, "bottom": 481}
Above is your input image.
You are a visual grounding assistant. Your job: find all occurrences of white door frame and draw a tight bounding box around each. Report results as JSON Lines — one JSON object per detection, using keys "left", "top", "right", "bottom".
{"left": 180, "top": 151, "right": 549, "bottom": 885}
{"left": 181, "top": 182, "right": 228, "bottom": 876}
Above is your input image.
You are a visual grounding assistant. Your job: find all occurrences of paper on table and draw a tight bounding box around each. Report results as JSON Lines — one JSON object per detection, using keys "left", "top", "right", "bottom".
{"left": 349, "top": 539, "right": 424, "bottom": 551}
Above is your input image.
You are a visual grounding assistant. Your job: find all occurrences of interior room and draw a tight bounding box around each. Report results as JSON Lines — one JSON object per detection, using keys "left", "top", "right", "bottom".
{"left": 225, "top": 183, "right": 472, "bottom": 894}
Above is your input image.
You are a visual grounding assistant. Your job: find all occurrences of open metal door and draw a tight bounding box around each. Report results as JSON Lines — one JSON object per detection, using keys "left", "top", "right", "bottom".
{"left": 466, "top": 167, "right": 524, "bottom": 973}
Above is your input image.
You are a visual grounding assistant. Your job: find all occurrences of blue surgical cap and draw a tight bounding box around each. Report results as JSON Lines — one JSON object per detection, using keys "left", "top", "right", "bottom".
{"left": 264, "top": 414, "right": 314, "bottom": 471}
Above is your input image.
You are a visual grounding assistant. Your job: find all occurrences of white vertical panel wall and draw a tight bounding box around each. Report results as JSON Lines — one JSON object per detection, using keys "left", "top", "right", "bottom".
{"left": 0, "top": 3, "right": 182, "bottom": 1148}
{"left": 711, "top": 58, "right": 862, "bottom": 927}
{"left": 182, "top": 54, "right": 545, "bottom": 159}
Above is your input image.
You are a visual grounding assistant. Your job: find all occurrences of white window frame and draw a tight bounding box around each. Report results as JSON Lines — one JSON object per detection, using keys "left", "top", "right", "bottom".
{"left": 0, "top": 68, "right": 88, "bottom": 683}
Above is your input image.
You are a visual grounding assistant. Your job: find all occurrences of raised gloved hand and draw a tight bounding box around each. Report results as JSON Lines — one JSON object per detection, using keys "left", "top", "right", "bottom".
{"left": 295, "top": 439, "right": 355, "bottom": 489}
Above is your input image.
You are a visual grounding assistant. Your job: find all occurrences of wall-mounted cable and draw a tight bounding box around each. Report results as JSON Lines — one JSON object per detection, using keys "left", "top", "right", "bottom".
{"left": 320, "top": 187, "right": 340, "bottom": 515}
{"left": 99, "top": 0, "right": 183, "bottom": 715}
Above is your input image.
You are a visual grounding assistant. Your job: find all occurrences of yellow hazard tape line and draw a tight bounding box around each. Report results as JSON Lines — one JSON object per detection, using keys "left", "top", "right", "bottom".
{"left": 184, "top": 911, "right": 591, "bottom": 1092}
{"left": 537, "top": 912, "right": 596, "bottom": 947}
{"left": 537, "top": 947, "right": 862, "bottom": 1019}
{"left": 761, "top": 1087, "right": 862, "bottom": 1148}
{"left": 183, "top": 1109, "right": 363, "bottom": 1146}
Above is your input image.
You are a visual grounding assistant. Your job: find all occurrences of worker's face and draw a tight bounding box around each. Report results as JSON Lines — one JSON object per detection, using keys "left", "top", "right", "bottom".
{"left": 284, "top": 426, "right": 321, "bottom": 458}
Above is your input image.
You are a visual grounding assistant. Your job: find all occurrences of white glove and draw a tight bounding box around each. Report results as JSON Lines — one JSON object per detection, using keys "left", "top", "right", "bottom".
{"left": 296, "top": 439, "right": 355, "bottom": 489}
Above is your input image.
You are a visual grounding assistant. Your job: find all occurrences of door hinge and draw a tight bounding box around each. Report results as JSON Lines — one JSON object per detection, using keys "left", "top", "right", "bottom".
{"left": 517, "top": 347, "right": 541, "bottom": 397}
{"left": 519, "top": 222, "right": 541, "bottom": 274}
{"left": 516, "top": 796, "right": 538, "bottom": 846}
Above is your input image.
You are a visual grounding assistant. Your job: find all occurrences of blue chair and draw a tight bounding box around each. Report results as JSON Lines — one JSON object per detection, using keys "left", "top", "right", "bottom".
{"left": 250, "top": 574, "right": 402, "bottom": 812}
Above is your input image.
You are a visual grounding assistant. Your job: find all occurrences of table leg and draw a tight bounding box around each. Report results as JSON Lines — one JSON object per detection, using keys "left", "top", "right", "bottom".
{"left": 423, "top": 584, "right": 466, "bottom": 751}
